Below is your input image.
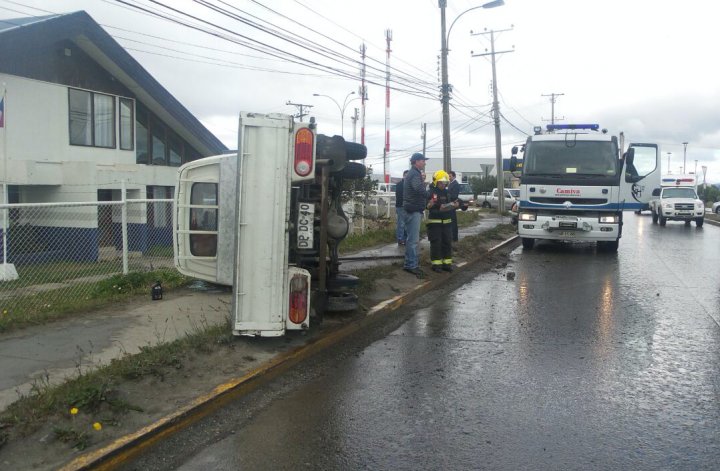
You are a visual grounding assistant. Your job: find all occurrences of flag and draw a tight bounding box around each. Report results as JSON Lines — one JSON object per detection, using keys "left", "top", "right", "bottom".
{"left": 0, "top": 96, "right": 4, "bottom": 128}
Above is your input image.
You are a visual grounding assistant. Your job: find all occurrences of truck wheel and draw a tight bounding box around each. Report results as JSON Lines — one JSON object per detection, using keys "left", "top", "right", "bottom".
{"left": 652, "top": 210, "right": 658, "bottom": 224}
{"left": 345, "top": 142, "right": 367, "bottom": 160}
{"left": 332, "top": 162, "right": 366, "bottom": 180}
{"left": 521, "top": 238, "right": 535, "bottom": 250}
{"left": 684, "top": 220, "right": 691, "bottom": 227}
{"left": 659, "top": 214, "right": 667, "bottom": 226}
{"left": 327, "top": 274, "right": 360, "bottom": 292}
{"left": 325, "top": 292, "right": 359, "bottom": 312}
{"left": 696, "top": 218, "right": 704, "bottom": 227}
{"left": 599, "top": 240, "right": 619, "bottom": 252}
{"left": 482, "top": 202, "right": 491, "bottom": 208}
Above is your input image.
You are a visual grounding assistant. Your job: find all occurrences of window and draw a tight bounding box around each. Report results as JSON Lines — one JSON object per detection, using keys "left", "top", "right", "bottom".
{"left": 68, "top": 89, "right": 115, "bottom": 148}
{"left": 189, "top": 183, "right": 217, "bottom": 257}
{"left": 151, "top": 123, "right": 166, "bottom": 166}
{"left": 147, "top": 186, "right": 174, "bottom": 228}
{"left": 119, "top": 98, "right": 134, "bottom": 150}
{"left": 168, "top": 133, "right": 183, "bottom": 167}
{"left": 136, "top": 107, "right": 149, "bottom": 164}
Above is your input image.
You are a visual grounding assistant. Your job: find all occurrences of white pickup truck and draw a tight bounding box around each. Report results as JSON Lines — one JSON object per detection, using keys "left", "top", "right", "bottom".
{"left": 650, "top": 177, "right": 704, "bottom": 227}
{"left": 477, "top": 188, "right": 519, "bottom": 209}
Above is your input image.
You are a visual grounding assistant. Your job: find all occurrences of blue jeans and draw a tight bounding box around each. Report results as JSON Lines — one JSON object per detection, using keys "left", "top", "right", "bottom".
{"left": 403, "top": 211, "right": 423, "bottom": 269}
{"left": 395, "top": 207, "right": 407, "bottom": 243}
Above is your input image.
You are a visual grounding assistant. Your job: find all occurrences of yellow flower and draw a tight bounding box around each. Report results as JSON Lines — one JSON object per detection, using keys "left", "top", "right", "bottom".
{"left": 2, "top": 310, "right": 6, "bottom": 316}
{"left": 93, "top": 422, "right": 102, "bottom": 431}
{"left": 70, "top": 408, "right": 78, "bottom": 415}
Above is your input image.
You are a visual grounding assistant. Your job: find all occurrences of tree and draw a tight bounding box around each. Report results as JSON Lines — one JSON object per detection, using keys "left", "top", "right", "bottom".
{"left": 468, "top": 176, "right": 495, "bottom": 198}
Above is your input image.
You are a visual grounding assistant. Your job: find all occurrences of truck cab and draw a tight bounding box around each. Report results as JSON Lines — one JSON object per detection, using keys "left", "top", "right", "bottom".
{"left": 175, "top": 112, "right": 367, "bottom": 337}
{"left": 510, "top": 124, "right": 661, "bottom": 251}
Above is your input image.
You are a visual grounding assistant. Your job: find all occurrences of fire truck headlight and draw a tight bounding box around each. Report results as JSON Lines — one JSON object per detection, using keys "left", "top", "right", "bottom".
{"left": 599, "top": 215, "right": 619, "bottom": 223}
{"left": 519, "top": 212, "right": 536, "bottom": 221}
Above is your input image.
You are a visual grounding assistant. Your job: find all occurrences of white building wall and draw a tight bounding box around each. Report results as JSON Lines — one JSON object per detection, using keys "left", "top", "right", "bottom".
{"left": 0, "top": 73, "right": 178, "bottom": 200}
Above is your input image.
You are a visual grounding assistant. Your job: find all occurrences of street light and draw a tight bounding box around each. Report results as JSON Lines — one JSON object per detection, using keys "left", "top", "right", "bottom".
{"left": 440, "top": 0, "right": 505, "bottom": 173}
{"left": 682, "top": 141, "right": 689, "bottom": 174}
{"left": 312, "top": 92, "right": 358, "bottom": 138}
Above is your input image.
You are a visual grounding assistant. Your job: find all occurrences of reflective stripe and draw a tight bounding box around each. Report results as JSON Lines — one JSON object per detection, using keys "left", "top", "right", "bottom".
{"left": 442, "top": 219, "right": 452, "bottom": 224}
{"left": 427, "top": 219, "right": 443, "bottom": 224}
{"left": 431, "top": 260, "right": 443, "bottom": 265}
{"left": 443, "top": 259, "right": 452, "bottom": 264}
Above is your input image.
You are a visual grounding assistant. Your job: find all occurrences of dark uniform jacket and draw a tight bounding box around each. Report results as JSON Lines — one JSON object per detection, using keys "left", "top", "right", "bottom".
{"left": 395, "top": 179, "right": 404, "bottom": 208}
{"left": 402, "top": 167, "right": 428, "bottom": 213}
{"left": 426, "top": 184, "right": 453, "bottom": 221}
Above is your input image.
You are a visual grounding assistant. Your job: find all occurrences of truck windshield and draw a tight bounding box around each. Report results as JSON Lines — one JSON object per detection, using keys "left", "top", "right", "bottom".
{"left": 524, "top": 140, "right": 618, "bottom": 176}
{"left": 662, "top": 188, "right": 697, "bottom": 199}
{"left": 508, "top": 189, "right": 520, "bottom": 198}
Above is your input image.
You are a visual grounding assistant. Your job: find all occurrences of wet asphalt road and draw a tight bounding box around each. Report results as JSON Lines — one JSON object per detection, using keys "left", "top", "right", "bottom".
{"left": 127, "top": 214, "right": 720, "bottom": 471}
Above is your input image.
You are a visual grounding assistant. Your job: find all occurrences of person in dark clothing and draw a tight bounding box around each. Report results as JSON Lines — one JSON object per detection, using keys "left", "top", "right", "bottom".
{"left": 402, "top": 153, "right": 430, "bottom": 275}
{"left": 426, "top": 170, "right": 458, "bottom": 272}
{"left": 447, "top": 171, "right": 461, "bottom": 241}
{"left": 395, "top": 170, "right": 409, "bottom": 245}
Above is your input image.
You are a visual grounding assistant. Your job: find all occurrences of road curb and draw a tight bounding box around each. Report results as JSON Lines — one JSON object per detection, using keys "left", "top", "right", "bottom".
{"left": 60, "top": 234, "right": 520, "bottom": 471}
{"left": 704, "top": 218, "right": 720, "bottom": 228}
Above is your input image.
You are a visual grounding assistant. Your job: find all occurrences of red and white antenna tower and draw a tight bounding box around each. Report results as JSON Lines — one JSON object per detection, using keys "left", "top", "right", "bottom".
{"left": 383, "top": 29, "right": 392, "bottom": 183}
{"left": 359, "top": 43, "right": 367, "bottom": 148}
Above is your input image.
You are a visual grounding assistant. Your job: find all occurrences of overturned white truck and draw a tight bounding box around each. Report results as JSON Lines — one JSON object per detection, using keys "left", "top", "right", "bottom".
{"left": 173, "top": 112, "right": 367, "bottom": 337}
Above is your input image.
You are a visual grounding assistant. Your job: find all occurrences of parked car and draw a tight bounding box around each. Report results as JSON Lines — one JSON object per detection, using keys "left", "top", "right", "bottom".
{"left": 713, "top": 201, "right": 720, "bottom": 214}
{"left": 376, "top": 182, "right": 396, "bottom": 194}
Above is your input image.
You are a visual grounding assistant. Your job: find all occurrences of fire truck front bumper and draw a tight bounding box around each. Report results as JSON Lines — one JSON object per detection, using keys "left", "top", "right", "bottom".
{"left": 517, "top": 213, "right": 620, "bottom": 242}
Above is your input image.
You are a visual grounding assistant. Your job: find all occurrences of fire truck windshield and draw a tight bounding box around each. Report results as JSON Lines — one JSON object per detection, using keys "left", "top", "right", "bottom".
{"left": 524, "top": 141, "right": 618, "bottom": 177}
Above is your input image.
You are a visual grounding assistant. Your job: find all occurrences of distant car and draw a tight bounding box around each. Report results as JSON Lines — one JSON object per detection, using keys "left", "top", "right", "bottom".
{"left": 713, "top": 201, "right": 720, "bottom": 214}
{"left": 457, "top": 183, "right": 475, "bottom": 210}
{"left": 375, "top": 182, "right": 396, "bottom": 194}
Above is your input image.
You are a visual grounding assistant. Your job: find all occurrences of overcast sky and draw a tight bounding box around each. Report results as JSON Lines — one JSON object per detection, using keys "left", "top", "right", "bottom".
{"left": 2, "top": 0, "right": 719, "bottom": 182}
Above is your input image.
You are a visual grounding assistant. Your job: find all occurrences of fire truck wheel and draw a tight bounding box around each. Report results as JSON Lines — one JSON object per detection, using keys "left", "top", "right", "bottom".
{"left": 345, "top": 142, "right": 368, "bottom": 160}
{"left": 521, "top": 238, "right": 535, "bottom": 250}
{"left": 325, "top": 292, "right": 359, "bottom": 312}
{"left": 327, "top": 274, "right": 360, "bottom": 292}
{"left": 598, "top": 240, "right": 619, "bottom": 252}
{"left": 332, "top": 162, "right": 366, "bottom": 180}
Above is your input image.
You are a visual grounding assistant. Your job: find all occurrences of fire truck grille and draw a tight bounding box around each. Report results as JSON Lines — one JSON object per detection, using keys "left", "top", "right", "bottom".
{"left": 530, "top": 197, "right": 608, "bottom": 205}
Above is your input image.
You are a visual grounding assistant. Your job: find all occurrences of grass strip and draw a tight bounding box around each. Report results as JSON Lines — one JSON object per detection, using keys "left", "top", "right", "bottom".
{"left": 0, "top": 316, "right": 232, "bottom": 445}
{"left": 0, "top": 269, "right": 190, "bottom": 333}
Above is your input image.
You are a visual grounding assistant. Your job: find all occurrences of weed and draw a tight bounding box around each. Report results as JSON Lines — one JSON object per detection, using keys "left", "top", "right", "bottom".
{"left": 52, "top": 426, "right": 92, "bottom": 451}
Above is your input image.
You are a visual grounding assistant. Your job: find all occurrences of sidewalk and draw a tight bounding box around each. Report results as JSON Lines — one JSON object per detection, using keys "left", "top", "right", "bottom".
{"left": 0, "top": 213, "right": 506, "bottom": 412}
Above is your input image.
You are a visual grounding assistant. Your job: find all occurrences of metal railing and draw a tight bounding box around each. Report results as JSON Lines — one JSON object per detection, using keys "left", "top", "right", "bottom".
{"left": 0, "top": 197, "right": 175, "bottom": 315}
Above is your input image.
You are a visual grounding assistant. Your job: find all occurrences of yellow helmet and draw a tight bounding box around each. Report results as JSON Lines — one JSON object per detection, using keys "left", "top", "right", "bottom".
{"left": 433, "top": 170, "right": 450, "bottom": 186}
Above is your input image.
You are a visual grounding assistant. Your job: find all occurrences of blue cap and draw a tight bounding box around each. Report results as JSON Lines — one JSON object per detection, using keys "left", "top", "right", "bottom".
{"left": 410, "top": 153, "right": 428, "bottom": 162}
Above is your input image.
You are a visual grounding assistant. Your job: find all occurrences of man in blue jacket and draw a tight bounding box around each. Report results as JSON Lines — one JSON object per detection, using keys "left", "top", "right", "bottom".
{"left": 402, "top": 153, "right": 430, "bottom": 276}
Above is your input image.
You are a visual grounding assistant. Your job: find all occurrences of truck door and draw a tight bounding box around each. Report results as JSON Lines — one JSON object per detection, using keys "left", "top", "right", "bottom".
{"left": 620, "top": 143, "right": 661, "bottom": 210}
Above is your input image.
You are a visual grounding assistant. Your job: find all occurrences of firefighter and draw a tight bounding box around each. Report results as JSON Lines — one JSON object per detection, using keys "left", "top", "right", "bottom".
{"left": 426, "top": 170, "right": 459, "bottom": 273}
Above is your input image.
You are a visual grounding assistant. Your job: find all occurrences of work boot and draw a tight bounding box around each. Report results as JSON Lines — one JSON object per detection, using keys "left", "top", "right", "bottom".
{"left": 432, "top": 265, "right": 443, "bottom": 273}
{"left": 404, "top": 267, "right": 423, "bottom": 276}
{"left": 442, "top": 264, "right": 453, "bottom": 272}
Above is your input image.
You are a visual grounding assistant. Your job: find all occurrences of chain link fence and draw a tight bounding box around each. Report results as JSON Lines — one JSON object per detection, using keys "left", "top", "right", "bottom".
{"left": 342, "top": 194, "right": 396, "bottom": 235}
{"left": 0, "top": 199, "right": 175, "bottom": 317}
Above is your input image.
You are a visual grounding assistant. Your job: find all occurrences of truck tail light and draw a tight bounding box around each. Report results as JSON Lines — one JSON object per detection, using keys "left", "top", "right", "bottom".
{"left": 288, "top": 274, "right": 308, "bottom": 324}
{"left": 294, "top": 128, "right": 314, "bottom": 177}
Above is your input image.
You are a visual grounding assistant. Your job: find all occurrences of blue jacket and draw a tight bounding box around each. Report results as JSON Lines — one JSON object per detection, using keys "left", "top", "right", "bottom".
{"left": 402, "top": 166, "right": 428, "bottom": 213}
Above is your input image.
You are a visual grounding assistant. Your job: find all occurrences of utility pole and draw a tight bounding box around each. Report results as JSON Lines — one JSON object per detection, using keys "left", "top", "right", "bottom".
{"left": 351, "top": 108, "right": 359, "bottom": 143}
{"left": 421, "top": 123, "right": 427, "bottom": 156}
{"left": 541, "top": 93, "right": 565, "bottom": 125}
{"left": 694, "top": 159, "right": 698, "bottom": 176}
{"left": 359, "top": 43, "right": 367, "bottom": 146}
{"left": 472, "top": 27, "right": 514, "bottom": 214}
{"left": 682, "top": 141, "right": 689, "bottom": 174}
{"left": 439, "top": 0, "right": 452, "bottom": 172}
{"left": 286, "top": 101, "right": 313, "bottom": 122}
{"left": 667, "top": 152, "right": 672, "bottom": 173}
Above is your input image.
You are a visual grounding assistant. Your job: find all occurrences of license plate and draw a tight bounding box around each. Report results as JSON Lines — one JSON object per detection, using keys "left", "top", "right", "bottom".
{"left": 678, "top": 212, "right": 691, "bottom": 215}
{"left": 559, "top": 231, "right": 576, "bottom": 237}
{"left": 297, "top": 203, "right": 315, "bottom": 249}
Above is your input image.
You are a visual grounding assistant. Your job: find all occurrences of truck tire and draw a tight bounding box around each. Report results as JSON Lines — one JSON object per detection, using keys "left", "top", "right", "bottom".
{"left": 652, "top": 210, "right": 658, "bottom": 224}
{"left": 326, "top": 274, "right": 360, "bottom": 292}
{"left": 325, "top": 292, "right": 359, "bottom": 312}
{"left": 599, "top": 240, "right": 619, "bottom": 252}
{"left": 482, "top": 201, "right": 491, "bottom": 208}
{"left": 685, "top": 220, "right": 691, "bottom": 227}
{"left": 332, "top": 162, "right": 366, "bottom": 180}
{"left": 522, "top": 238, "right": 535, "bottom": 250}
{"left": 659, "top": 214, "right": 667, "bottom": 226}
{"left": 696, "top": 218, "right": 704, "bottom": 227}
{"left": 345, "top": 142, "right": 367, "bottom": 160}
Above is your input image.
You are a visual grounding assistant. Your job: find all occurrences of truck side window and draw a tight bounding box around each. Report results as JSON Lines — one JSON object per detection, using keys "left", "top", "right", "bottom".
{"left": 189, "top": 183, "right": 218, "bottom": 256}
{"left": 626, "top": 145, "right": 657, "bottom": 183}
